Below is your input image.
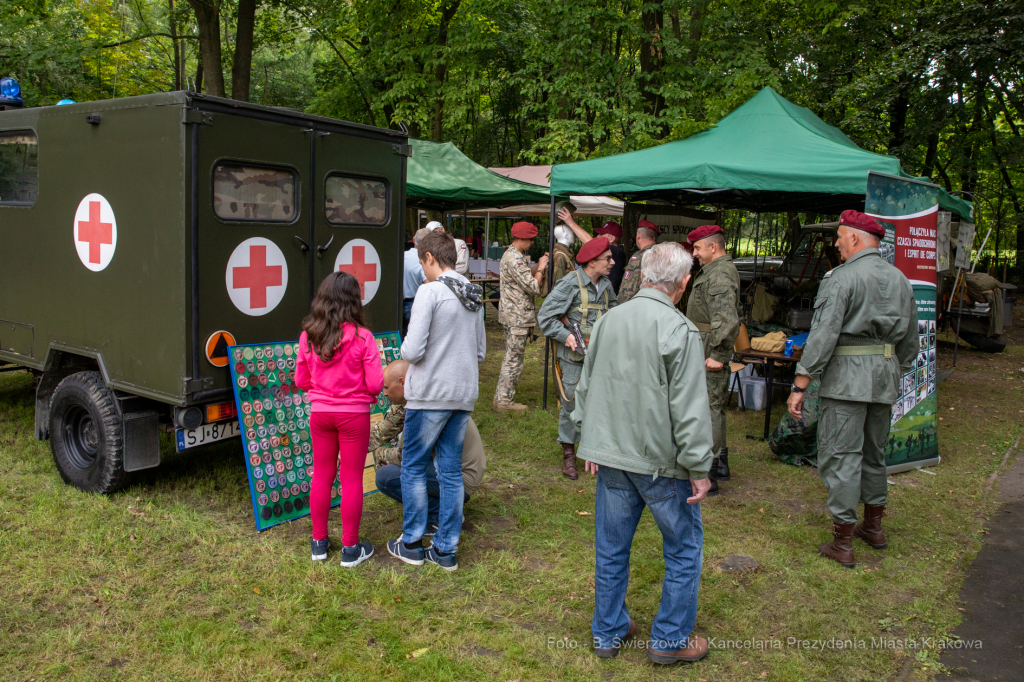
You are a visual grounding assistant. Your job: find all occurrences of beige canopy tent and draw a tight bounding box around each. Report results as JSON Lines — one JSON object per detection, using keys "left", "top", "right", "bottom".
{"left": 467, "top": 165, "right": 624, "bottom": 217}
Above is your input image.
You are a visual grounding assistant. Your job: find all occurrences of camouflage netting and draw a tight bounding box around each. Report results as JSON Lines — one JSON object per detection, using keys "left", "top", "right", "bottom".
{"left": 768, "top": 378, "right": 821, "bottom": 466}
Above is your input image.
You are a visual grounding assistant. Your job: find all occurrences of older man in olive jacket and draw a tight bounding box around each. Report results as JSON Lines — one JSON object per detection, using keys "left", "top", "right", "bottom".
{"left": 572, "top": 242, "right": 713, "bottom": 666}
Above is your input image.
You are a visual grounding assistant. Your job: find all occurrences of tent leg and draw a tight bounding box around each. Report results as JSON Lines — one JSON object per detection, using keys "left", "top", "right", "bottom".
{"left": 463, "top": 201, "right": 468, "bottom": 241}
{"left": 484, "top": 211, "right": 490, "bottom": 276}
{"left": 752, "top": 212, "right": 761, "bottom": 280}
{"left": 543, "top": 196, "right": 557, "bottom": 410}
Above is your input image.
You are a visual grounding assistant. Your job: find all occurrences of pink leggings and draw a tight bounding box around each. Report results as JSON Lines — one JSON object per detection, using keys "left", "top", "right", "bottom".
{"left": 310, "top": 411, "right": 371, "bottom": 546}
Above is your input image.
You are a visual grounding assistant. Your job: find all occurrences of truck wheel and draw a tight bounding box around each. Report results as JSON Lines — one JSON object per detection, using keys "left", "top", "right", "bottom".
{"left": 49, "top": 371, "right": 128, "bottom": 494}
{"left": 959, "top": 331, "right": 1007, "bottom": 354}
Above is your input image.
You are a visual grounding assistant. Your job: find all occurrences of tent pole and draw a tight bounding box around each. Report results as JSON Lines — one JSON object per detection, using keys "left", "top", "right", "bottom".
{"left": 484, "top": 211, "right": 491, "bottom": 276}
{"left": 543, "top": 196, "right": 556, "bottom": 410}
{"left": 752, "top": 212, "right": 761, "bottom": 280}
{"left": 463, "top": 201, "right": 468, "bottom": 241}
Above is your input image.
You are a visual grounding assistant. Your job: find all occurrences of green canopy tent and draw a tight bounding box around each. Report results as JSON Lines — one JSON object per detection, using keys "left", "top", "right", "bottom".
{"left": 549, "top": 87, "right": 972, "bottom": 220}
{"left": 407, "top": 139, "right": 550, "bottom": 211}
{"left": 541, "top": 87, "right": 973, "bottom": 409}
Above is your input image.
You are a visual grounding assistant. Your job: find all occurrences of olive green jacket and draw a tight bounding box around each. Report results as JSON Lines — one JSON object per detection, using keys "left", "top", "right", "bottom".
{"left": 686, "top": 253, "right": 742, "bottom": 364}
{"left": 538, "top": 270, "right": 618, "bottom": 363}
{"left": 572, "top": 288, "right": 713, "bottom": 480}
{"left": 796, "top": 248, "right": 919, "bottom": 404}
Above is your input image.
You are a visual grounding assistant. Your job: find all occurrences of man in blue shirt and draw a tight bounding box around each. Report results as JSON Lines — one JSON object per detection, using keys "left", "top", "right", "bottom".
{"left": 403, "top": 228, "right": 430, "bottom": 335}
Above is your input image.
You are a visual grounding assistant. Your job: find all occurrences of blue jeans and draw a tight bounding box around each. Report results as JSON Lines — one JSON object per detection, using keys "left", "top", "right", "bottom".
{"left": 402, "top": 300, "right": 414, "bottom": 336}
{"left": 400, "top": 409, "right": 470, "bottom": 554}
{"left": 593, "top": 466, "right": 703, "bottom": 653}
{"left": 376, "top": 462, "right": 470, "bottom": 525}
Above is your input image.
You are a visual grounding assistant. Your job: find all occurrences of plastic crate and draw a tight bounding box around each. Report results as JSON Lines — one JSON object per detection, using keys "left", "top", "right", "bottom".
{"left": 739, "top": 376, "right": 767, "bottom": 411}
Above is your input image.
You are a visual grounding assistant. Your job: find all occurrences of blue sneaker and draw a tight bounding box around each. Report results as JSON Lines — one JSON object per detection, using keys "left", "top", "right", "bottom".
{"left": 340, "top": 540, "right": 374, "bottom": 568}
{"left": 386, "top": 536, "right": 425, "bottom": 566}
{"left": 425, "top": 546, "right": 458, "bottom": 572}
{"left": 311, "top": 537, "right": 330, "bottom": 562}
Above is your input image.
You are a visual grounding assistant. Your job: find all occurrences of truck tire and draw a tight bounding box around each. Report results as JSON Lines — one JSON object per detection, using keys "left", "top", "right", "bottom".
{"left": 49, "top": 371, "right": 128, "bottom": 494}
{"left": 959, "top": 331, "right": 1007, "bottom": 354}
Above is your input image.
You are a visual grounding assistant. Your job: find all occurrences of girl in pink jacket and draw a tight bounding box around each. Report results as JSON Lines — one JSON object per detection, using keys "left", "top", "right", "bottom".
{"left": 296, "top": 272, "right": 384, "bottom": 567}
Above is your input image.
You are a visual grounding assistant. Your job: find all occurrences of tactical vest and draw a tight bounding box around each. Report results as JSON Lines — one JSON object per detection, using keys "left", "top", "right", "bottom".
{"left": 565, "top": 270, "right": 611, "bottom": 362}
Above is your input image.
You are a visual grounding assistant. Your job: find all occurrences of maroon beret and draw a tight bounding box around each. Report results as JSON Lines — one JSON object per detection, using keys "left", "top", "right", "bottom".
{"left": 511, "top": 221, "right": 538, "bottom": 239}
{"left": 687, "top": 224, "right": 724, "bottom": 244}
{"left": 595, "top": 221, "right": 622, "bottom": 238}
{"left": 637, "top": 219, "right": 660, "bottom": 236}
{"left": 577, "top": 236, "right": 611, "bottom": 264}
{"left": 839, "top": 210, "right": 885, "bottom": 238}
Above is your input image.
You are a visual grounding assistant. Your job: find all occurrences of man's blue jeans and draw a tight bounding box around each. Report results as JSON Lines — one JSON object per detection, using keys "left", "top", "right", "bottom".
{"left": 400, "top": 409, "right": 470, "bottom": 554}
{"left": 593, "top": 466, "right": 703, "bottom": 653}
{"left": 376, "top": 462, "right": 470, "bottom": 525}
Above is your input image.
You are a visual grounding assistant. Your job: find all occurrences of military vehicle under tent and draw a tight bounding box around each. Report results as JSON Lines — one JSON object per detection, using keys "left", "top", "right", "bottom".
{"left": 0, "top": 91, "right": 408, "bottom": 493}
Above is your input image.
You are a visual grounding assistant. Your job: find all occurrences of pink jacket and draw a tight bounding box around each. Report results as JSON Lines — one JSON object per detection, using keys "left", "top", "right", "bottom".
{"left": 296, "top": 323, "right": 384, "bottom": 413}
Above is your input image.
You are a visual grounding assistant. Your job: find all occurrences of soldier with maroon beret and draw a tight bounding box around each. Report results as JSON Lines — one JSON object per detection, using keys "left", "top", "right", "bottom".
{"left": 494, "top": 221, "right": 549, "bottom": 412}
{"left": 788, "top": 210, "right": 918, "bottom": 569}
{"left": 618, "top": 219, "right": 660, "bottom": 303}
{"left": 686, "top": 224, "right": 741, "bottom": 496}
{"left": 538, "top": 236, "right": 618, "bottom": 479}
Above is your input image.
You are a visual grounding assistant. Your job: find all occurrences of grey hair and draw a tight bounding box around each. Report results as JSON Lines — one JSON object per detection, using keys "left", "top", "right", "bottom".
{"left": 554, "top": 224, "right": 576, "bottom": 247}
{"left": 641, "top": 242, "right": 693, "bottom": 292}
{"left": 413, "top": 227, "right": 431, "bottom": 246}
{"left": 636, "top": 226, "right": 658, "bottom": 242}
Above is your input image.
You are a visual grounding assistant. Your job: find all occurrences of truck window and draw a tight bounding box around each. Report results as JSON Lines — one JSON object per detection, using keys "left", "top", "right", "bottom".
{"left": 213, "top": 163, "right": 297, "bottom": 222}
{"left": 0, "top": 131, "right": 38, "bottom": 206}
{"left": 324, "top": 175, "right": 389, "bottom": 226}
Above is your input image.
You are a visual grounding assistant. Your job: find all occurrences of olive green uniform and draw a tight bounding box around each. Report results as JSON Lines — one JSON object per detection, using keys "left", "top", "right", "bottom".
{"left": 685, "top": 254, "right": 741, "bottom": 458}
{"left": 796, "top": 248, "right": 918, "bottom": 524}
{"left": 495, "top": 245, "right": 540, "bottom": 405}
{"left": 616, "top": 243, "right": 653, "bottom": 303}
{"left": 548, "top": 243, "right": 577, "bottom": 293}
{"left": 538, "top": 270, "right": 618, "bottom": 443}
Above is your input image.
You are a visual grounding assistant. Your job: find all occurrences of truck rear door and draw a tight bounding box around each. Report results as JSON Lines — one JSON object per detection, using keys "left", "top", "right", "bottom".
{"left": 311, "top": 133, "right": 403, "bottom": 334}
{"left": 195, "top": 116, "right": 311, "bottom": 390}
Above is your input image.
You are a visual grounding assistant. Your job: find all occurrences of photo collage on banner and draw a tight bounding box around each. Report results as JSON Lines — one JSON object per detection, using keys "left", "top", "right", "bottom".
{"left": 228, "top": 331, "right": 402, "bottom": 531}
{"left": 865, "top": 172, "right": 940, "bottom": 469}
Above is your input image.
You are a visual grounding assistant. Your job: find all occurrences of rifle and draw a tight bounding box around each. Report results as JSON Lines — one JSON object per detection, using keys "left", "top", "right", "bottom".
{"left": 559, "top": 315, "right": 588, "bottom": 356}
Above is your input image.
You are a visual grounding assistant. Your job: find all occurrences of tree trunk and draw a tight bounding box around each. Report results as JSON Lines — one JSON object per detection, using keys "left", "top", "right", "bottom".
{"left": 232, "top": 0, "right": 256, "bottom": 102}
{"left": 921, "top": 132, "right": 939, "bottom": 180}
{"left": 639, "top": 3, "right": 666, "bottom": 136}
{"left": 433, "top": 0, "right": 461, "bottom": 141}
{"left": 169, "top": 0, "right": 181, "bottom": 91}
{"left": 887, "top": 85, "right": 910, "bottom": 154}
{"left": 187, "top": 0, "right": 225, "bottom": 97}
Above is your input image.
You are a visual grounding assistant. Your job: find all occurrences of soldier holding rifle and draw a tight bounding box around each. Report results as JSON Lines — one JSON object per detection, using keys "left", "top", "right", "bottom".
{"left": 538, "top": 237, "right": 618, "bottom": 480}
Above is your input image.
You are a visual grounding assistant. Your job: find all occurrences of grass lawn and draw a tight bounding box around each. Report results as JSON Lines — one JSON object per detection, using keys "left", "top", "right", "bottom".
{"left": 1, "top": 307, "right": 1021, "bottom": 682}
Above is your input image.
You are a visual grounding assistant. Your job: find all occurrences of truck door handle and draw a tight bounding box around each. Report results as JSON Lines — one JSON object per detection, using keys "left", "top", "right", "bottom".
{"left": 316, "top": 235, "right": 334, "bottom": 258}
{"left": 294, "top": 236, "right": 310, "bottom": 253}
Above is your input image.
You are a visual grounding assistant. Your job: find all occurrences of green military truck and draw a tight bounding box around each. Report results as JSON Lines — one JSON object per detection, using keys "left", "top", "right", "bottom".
{"left": 0, "top": 90, "right": 408, "bottom": 493}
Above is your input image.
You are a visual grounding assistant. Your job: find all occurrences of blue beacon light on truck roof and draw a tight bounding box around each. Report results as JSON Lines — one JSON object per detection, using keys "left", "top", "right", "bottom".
{"left": 0, "top": 77, "right": 24, "bottom": 106}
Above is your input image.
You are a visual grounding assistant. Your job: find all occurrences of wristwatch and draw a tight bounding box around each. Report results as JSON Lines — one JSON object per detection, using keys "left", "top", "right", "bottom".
{"left": 790, "top": 384, "right": 806, "bottom": 393}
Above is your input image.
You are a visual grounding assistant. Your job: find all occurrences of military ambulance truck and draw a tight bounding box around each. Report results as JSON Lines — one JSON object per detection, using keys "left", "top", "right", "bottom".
{"left": 0, "top": 90, "right": 408, "bottom": 493}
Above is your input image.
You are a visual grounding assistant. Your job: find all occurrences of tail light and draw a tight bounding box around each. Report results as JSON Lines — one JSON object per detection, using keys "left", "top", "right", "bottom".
{"left": 206, "top": 401, "right": 237, "bottom": 423}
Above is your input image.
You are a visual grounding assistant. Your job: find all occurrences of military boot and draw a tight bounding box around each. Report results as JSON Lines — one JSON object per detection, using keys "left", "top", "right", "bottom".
{"left": 717, "top": 448, "right": 731, "bottom": 481}
{"left": 818, "top": 521, "right": 856, "bottom": 568}
{"left": 854, "top": 505, "right": 888, "bottom": 549}
{"left": 706, "top": 458, "right": 719, "bottom": 497}
{"left": 560, "top": 443, "right": 578, "bottom": 480}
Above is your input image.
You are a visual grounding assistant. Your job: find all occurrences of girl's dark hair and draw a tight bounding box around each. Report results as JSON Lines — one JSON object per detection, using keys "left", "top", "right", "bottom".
{"left": 301, "top": 272, "right": 366, "bottom": 362}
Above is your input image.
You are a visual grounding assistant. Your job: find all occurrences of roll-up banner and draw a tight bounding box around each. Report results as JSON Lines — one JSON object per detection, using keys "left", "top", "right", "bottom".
{"left": 865, "top": 172, "right": 940, "bottom": 472}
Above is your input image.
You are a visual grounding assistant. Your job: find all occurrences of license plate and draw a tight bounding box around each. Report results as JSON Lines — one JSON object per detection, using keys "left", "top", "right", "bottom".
{"left": 175, "top": 420, "right": 240, "bottom": 451}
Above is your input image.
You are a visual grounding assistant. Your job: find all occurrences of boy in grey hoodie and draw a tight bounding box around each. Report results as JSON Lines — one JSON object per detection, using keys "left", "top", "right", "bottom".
{"left": 387, "top": 231, "right": 486, "bottom": 571}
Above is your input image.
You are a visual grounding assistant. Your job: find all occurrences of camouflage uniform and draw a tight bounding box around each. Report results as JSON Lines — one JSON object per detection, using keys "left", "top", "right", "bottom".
{"left": 495, "top": 245, "right": 540, "bottom": 405}
{"left": 368, "top": 403, "right": 406, "bottom": 466}
{"left": 538, "top": 270, "right": 618, "bottom": 443}
{"left": 686, "top": 254, "right": 741, "bottom": 459}
{"left": 616, "top": 243, "right": 653, "bottom": 303}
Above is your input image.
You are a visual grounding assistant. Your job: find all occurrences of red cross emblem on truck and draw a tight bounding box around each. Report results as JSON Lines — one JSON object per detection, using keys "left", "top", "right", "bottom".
{"left": 226, "top": 238, "right": 289, "bottom": 316}
{"left": 73, "top": 193, "right": 118, "bottom": 271}
{"left": 334, "top": 239, "right": 381, "bottom": 304}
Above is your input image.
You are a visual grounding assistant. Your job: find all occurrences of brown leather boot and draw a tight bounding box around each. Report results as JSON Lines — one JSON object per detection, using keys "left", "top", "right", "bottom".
{"left": 854, "top": 504, "right": 888, "bottom": 549}
{"left": 818, "top": 521, "right": 856, "bottom": 569}
{"left": 560, "top": 443, "right": 578, "bottom": 480}
{"left": 646, "top": 635, "right": 709, "bottom": 664}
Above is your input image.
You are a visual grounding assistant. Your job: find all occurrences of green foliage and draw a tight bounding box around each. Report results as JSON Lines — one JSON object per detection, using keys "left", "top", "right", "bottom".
{"left": 3, "top": 0, "right": 1024, "bottom": 274}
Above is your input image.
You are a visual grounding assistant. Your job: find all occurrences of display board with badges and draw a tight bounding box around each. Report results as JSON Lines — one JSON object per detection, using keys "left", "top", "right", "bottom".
{"left": 228, "top": 331, "right": 403, "bottom": 531}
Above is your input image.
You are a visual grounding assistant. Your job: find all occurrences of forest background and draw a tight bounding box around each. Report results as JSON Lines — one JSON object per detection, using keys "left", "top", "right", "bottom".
{"left": 3, "top": 0, "right": 1023, "bottom": 279}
